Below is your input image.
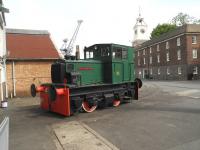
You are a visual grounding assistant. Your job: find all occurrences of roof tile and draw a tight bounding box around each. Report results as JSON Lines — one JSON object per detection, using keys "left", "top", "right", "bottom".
{"left": 6, "top": 29, "right": 60, "bottom": 59}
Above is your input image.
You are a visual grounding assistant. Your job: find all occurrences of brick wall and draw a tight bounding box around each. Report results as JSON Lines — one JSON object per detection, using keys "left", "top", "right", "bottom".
{"left": 135, "top": 32, "right": 200, "bottom": 80}
{"left": 186, "top": 34, "right": 200, "bottom": 65}
{"left": 149, "top": 65, "right": 188, "bottom": 80}
{"left": 6, "top": 60, "right": 55, "bottom": 97}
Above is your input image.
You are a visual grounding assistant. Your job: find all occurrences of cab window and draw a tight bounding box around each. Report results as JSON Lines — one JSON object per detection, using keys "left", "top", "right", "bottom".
{"left": 86, "top": 51, "right": 93, "bottom": 59}
{"left": 122, "top": 48, "right": 128, "bottom": 59}
{"left": 101, "top": 47, "right": 110, "bottom": 57}
{"left": 113, "top": 47, "right": 122, "bottom": 59}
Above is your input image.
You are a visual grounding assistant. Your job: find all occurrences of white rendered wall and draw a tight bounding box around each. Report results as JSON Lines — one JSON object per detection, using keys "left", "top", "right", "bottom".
{"left": 0, "top": 12, "right": 7, "bottom": 100}
{"left": 0, "top": 13, "right": 6, "bottom": 83}
{"left": 133, "top": 25, "right": 149, "bottom": 41}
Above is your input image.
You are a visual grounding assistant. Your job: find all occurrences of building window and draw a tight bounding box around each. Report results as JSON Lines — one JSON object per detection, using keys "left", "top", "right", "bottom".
{"left": 157, "top": 54, "right": 160, "bottom": 63}
{"left": 138, "top": 59, "right": 140, "bottom": 66}
{"left": 167, "top": 67, "right": 170, "bottom": 75}
{"left": 166, "top": 52, "right": 170, "bottom": 61}
{"left": 149, "top": 47, "right": 152, "bottom": 54}
{"left": 193, "top": 66, "right": 198, "bottom": 74}
{"left": 177, "top": 37, "right": 181, "bottom": 46}
{"left": 157, "top": 44, "right": 159, "bottom": 51}
{"left": 166, "top": 41, "right": 169, "bottom": 49}
{"left": 143, "top": 57, "right": 146, "bottom": 64}
{"left": 137, "top": 51, "right": 140, "bottom": 56}
{"left": 158, "top": 68, "right": 160, "bottom": 75}
{"left": 192, "top": 35, "right": 197, "bottom": 44}
{"left": 192, "top": 49, "right": 198, "bottom": 59}
{"left": 150, "top": 68, "right": 153, "bottom": 75}
{"left": 143, "top": 49, "right": 145, "bottom": 55}
{"left": 177, "top": 50, "right": 181, "bottom": 60}
{"left": 149, "top": 56, "right": 152, "bottom": 64}
{"left": 178, "top": 67, "right": 182, "bottom": 74}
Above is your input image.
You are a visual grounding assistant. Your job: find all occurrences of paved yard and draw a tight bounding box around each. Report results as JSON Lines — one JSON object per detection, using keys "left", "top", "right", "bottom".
{"left": 0, "top": 80, "right": 200, "bottom": 150}
{"left": 146, "top": 80, "right": 200, "bottom": 99}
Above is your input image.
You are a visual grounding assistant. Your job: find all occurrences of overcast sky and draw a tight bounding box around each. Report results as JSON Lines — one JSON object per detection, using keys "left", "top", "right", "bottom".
{"left": 4, "top": 0, "right": 200, "bottom": 55}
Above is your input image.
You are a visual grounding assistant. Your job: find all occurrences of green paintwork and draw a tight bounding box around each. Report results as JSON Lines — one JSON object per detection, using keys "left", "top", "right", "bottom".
{"left": 65, "top": 60, "right": 103, "bottom": 85}
{"left": 75, "top": 60, "right": 103, "bottom": 85}
{"left": 64, "top": 44, "right": 135, "bottom": 86}
{"left": 111, "top": 44, "right": 135, "bottom": 84}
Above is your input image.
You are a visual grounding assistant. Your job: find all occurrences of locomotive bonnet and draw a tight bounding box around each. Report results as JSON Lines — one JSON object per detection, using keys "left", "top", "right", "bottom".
{"left": 31, "top": 43, "right": 142, "bottom": 116}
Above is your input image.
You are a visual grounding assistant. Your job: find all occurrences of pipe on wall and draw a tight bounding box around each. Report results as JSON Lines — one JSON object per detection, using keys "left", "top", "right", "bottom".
{"left": 12, "top": 61, "right": 16, "bottom": 97}
{"left": 4, "top": 59, "right": 8, "bottom": 98}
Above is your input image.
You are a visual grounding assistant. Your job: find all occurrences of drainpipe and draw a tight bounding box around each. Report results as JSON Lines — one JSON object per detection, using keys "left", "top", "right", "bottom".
{"left": 4, "top": 59, "right": 8, "bottom": 98}
{"left": 12, "top": 61, "right": 16, "bottom": 97}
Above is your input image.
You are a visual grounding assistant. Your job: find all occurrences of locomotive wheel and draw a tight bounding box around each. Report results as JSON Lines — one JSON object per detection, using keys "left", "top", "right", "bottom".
{"left": 82, "top": 101, "right": 97, "bottom": 113}
{"left": 113, "top": 99, "right": 121, "bottom": 107}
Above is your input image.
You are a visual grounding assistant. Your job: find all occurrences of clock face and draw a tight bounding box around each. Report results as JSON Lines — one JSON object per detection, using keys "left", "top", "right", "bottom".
{"left": 140, "top": 29, "right": 145, "bottom": 34}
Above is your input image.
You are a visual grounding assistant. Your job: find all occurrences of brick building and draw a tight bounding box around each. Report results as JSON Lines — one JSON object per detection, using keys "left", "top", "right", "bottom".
{"left": 6, "top": 28, "right": 60, "bottom": 97}
{"left": 135, "top": 24, "right": 200, "bottom": 80}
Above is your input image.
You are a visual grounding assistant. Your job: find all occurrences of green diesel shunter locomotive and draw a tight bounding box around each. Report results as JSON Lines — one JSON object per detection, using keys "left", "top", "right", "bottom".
{"left": 31, "top": 43, "right": 142, "bottom": 116}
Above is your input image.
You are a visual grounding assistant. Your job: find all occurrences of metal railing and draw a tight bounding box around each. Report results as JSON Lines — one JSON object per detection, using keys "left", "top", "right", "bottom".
{"left": 0, "top": 117, "right": 9, "bottom": 150}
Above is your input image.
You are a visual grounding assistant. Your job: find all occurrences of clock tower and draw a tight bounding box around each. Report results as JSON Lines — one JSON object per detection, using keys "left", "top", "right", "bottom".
{"left": 132, "top": 12, "right": 148, "bottom": 47}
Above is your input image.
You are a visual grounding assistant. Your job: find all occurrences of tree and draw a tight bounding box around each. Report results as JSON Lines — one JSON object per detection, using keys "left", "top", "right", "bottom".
{"left": 150, "top": 12, "right": 200, "bottom": 39}
{"left": 171, "top": 12, "right": 200, "bottom": 26}
{"left": 150, "top": 24, "right": 176, "bottom": 39}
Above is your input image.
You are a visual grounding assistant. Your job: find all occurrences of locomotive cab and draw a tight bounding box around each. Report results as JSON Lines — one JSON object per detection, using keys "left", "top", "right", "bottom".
{"left": 84, "top": 44, "right": 135, "bottom": 84}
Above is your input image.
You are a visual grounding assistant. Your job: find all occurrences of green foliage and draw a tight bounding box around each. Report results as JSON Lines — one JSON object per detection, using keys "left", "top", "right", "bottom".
{"left": 150, "top": 12, "right": 200, "bottom": 39}
{"left": 171, "top": 12, "right": 200, "bottom": 26}
{"left": 150, "top": 24, "right": 176, "bottom": 39}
